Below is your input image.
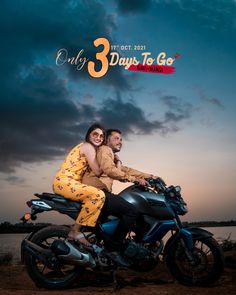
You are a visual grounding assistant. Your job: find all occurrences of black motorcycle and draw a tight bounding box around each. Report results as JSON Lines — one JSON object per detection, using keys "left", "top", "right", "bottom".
{"left": 21, "top": 178, "right": 224, "bottom": 289}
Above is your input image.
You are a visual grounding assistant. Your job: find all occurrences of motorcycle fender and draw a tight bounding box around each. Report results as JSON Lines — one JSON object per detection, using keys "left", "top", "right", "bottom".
{"left": 164, "top": 227, "right": 213, "bottom": 256}
{"left": 186, "top": 227, "right": 213, "bottom": 239}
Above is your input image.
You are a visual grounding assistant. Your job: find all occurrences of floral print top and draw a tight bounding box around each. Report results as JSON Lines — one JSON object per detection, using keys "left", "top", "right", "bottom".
{"left": 56, "top": 143, "right": 88, "bottom": 181}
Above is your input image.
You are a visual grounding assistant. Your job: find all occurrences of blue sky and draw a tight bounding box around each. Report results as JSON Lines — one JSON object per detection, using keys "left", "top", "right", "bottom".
{"left": 0, "top": 0, "right": 235, "bottom": 223}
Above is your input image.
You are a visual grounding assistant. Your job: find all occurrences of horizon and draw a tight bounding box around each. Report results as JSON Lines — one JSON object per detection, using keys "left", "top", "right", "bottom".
{"left": 1, "top": 219, "right": 236, "bottom": 225}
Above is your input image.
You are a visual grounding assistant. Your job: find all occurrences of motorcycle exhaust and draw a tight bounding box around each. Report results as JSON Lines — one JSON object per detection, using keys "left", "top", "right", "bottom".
{"left": 51, "top": 240, "right": 96, "bottom": 268}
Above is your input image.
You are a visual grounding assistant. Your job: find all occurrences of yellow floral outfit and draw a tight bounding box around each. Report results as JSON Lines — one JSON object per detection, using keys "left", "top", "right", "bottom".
{"left": 52, "top": 143, "right": 105, "bottom": 227}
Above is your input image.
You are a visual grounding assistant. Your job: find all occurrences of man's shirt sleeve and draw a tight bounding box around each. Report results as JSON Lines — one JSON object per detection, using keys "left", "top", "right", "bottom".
{"left": 121, "top": 166, "right": 152, "bottom": 179}
{"left": 97, "top": 146, "right": 136, "bottom": 182}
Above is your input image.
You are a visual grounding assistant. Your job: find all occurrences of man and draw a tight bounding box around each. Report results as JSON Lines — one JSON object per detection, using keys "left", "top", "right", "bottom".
{"left": 82, "top": 129, "right": 155, "bottom": 264}
{"left": 83, "top": 128, "right": 153, "bottom": 191}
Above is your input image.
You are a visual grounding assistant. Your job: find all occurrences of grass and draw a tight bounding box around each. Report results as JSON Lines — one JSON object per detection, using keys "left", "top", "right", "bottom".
{"left": 220, "top": 236, "right": 236, "bottom": 252}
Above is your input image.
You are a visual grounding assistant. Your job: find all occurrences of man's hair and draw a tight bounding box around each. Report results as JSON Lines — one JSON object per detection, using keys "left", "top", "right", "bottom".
{"left": 85, "top": 123, "right": 106, "bottom": 143}
{"left": 106, "top": 129, "right": 122, "bottom": 139}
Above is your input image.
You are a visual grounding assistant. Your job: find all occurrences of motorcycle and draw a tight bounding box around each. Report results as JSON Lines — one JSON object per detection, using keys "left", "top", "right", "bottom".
{"left": 21, "top": 178, "right": 224, "bottom": 289}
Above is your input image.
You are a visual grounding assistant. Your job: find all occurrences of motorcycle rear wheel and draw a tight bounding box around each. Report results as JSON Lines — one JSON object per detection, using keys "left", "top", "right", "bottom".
{"left": 24, "top": 225, "right": 83, "bottom": 289}
{"left": 166, "top": 237, "right": 224, "bottom": 286}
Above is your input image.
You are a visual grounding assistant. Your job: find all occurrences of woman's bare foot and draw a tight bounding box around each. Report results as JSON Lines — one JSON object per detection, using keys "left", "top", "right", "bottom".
{"left": 67, "top": 230, "right": 91, "bottom": 246}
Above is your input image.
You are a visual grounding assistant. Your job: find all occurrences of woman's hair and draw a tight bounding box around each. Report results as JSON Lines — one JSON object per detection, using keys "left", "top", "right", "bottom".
{"left": 85, "top": 123, "right": 106, "bottom": 144}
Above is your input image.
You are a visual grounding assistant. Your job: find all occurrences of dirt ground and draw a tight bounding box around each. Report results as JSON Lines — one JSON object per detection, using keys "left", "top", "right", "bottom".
{"left": 0, "top": 254, "right": 235, "bottom": 295}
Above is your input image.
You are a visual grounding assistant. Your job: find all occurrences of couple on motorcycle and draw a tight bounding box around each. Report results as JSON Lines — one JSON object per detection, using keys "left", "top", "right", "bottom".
{"left": 22, "top": 123, "right": 224, "bottom": 288}
{"left": 52, "top": 123, "right": 158, "bottom": 265}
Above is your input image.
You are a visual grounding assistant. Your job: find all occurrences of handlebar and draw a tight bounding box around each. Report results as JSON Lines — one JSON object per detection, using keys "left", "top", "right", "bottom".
{"left": 134, "top": 177, "right": 167, "bottom": 192}
{"left": 135, "top": 178, "right": 184, "bottom": 203}
{"left": 146, "top": 177, "right": 166, "bottom": 191}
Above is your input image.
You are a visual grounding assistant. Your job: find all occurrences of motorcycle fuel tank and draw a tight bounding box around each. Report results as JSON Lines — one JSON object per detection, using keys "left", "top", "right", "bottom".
{"left": 119, "top": 185, "right": 175, "bottom": 219}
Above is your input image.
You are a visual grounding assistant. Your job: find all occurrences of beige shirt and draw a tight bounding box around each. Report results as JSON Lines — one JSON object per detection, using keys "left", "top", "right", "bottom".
{"left": 82, "top": 145, "right": 152, "bottom": 192}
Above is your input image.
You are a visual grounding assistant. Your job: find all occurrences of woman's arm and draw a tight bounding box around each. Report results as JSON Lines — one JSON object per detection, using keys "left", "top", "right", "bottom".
{"left": 80, "top": 143, "right": 102, "bottom": 176}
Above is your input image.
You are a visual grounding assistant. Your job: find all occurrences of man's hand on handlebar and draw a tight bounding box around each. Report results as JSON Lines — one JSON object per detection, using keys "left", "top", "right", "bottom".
{"left": 135, "top": 178, "right": 149, "bottom": 186}
{"left": 145, "top": 176, "right": 167, "bottom": 188}
{"left": 134, "top": 176, "right": 167, "bottom": 189}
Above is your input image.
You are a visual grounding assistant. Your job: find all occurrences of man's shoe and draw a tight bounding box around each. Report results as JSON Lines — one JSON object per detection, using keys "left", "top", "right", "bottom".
{"left": 102, "top": 250, "right": 130, "bottom": 268}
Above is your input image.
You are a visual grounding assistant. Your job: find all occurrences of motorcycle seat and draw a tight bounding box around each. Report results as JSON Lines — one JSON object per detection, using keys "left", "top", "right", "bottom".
{"left": 35, "top": 192, "right": 64, "bottom": 200}
{"left": 35, "top": 192, "right": 82, "bottom": 210}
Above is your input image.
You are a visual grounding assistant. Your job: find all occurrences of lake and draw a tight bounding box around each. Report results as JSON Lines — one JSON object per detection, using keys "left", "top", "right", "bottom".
{"left": 0, "top": 226, "right": 235, "bottom": 264}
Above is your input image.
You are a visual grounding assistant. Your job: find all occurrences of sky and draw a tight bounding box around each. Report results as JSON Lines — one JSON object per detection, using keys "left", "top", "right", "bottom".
{"left": 0, "top": 0, "right": 236, "bottom": 224}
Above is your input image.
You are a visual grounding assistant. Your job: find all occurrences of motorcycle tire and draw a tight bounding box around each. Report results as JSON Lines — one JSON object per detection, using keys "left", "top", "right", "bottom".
{"left": 166, "top": 236, "right": 224, "bottom": 286}
{"left": 24, "top": 225, "right": 83, "bottom": 289}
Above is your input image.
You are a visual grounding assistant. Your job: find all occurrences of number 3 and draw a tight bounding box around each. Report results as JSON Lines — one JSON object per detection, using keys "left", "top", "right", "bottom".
{"left": 88, "top": 38, "right": 110, "bottom": 78}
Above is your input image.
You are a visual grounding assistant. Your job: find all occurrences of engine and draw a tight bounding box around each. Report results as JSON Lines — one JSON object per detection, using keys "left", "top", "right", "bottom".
{"left": 123, "top": 240, "right": 158, "bottom": 271}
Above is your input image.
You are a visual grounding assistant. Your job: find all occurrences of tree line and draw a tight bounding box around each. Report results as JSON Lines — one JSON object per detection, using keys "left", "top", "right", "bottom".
{"left": 0, "top": 220, "right": 236, "bottom": 233}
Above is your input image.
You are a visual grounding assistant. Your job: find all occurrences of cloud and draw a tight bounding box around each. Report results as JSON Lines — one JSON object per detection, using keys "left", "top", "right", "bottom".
{"left": 98, "top": 93, "right": 166, "bottom": 135}
{"left": 176, "top": 0, "right": 236, "bottom": 33}
{"left": 0, "top": 1, "right": 196, "bottom": 174}
{"left": 0, "top": 65, "right": 83, "bottom": 172}
{"left": 117, "top": 0, "right": 152, "bottom": 14}
{"left": 3, "top": 175, "right": 26, "bottom": 186}
{"left": 194, "top": 86, "right": 224, "bottom": 109}
{"left": 205, "top": 97, "right": 224, "bottom": 109}
{"left": 0, "top": 0, "right": 130, "bottom": 92}
{"left": 0, "top": 0, "right": 134, "bottom": 173}
{"left": 0, "top": 73, "right": 194, "bottom": 173}
{"left": 161, "top": 95, "right": 194, "bottom": 122}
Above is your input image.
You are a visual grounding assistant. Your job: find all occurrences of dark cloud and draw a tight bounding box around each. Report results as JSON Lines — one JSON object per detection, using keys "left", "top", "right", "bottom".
{"left": 206, "top": 98, "right": 224, "bottom": 109}
{"left": 98, "top": 92, "right": 166, "bottom": 135}
{"left": 0, "top": 0, "right": 133, "bottom": 173}
{"left": 194, "top": 86, "right": 224, "bottom": 109}
{"left": 0, "top": 65, "right": 83, "bottom": 172}
{"left": 161, "top": 96, "right": 194, "bottom": 123}
{"left": 0, "top": 0, "right": 129, "bottom": 92}
{"left": 117, "top": 0, "right": 152, "bottom": 14}
{"left": 0, "top": 1, "right": 196, "bottom": 174}
{"left": 0, "top": 73, "right": 193, "bottom": 173}
{"left": 203, "top": 97, "right": 224, "bottom": 109}
{"left": 2, "top": 175, "right": 25, "bottom": 186}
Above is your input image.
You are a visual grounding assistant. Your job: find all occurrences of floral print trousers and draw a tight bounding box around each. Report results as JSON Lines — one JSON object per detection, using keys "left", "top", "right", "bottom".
{"left": 53, "top": 176, "right": 105, "bottom": 227}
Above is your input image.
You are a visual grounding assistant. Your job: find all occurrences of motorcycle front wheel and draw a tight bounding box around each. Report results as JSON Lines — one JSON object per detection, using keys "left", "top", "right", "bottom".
{"left": 24, "top": 225, "right": 83, "bottom": 289}
{"left": 166, "top": 237, "right": 224, "bottom": 286}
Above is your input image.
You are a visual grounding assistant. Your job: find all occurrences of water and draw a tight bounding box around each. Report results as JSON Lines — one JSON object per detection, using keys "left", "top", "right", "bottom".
{"left": 202, "top": 226, "right": 236, "bottom": 241}
{"left": 0, "top": 226, "right": 235, "bottom": 264}
{"left": 0, "top": 233, "right": 27, "bottom": 264}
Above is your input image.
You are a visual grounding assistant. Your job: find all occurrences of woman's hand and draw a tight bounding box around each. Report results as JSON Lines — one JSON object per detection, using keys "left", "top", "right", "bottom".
{"left": 116, "top": 160, "right": 122, "bottom": 169}
{"left": 114, "top": 154, "right": 122, "bottom": 169}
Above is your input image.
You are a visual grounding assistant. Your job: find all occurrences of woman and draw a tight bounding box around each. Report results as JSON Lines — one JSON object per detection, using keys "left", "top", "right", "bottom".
{"left": 52, "top": 123, "right": 106, "bottom": 245}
